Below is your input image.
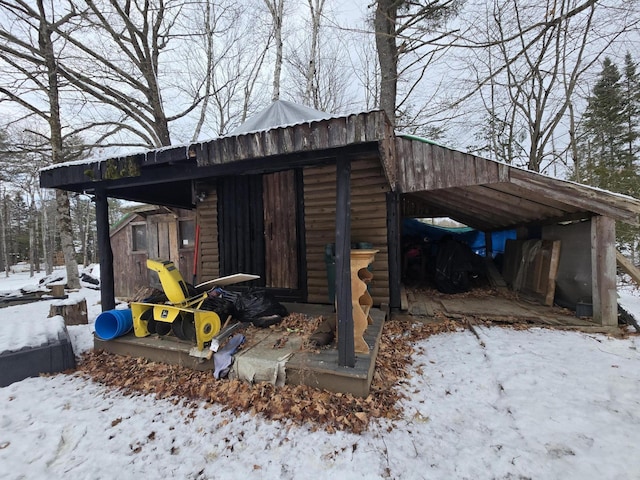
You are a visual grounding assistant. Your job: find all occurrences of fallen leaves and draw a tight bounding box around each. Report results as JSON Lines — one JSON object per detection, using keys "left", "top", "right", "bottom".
{"left": 75, "top": 315, "right": 461, "bottom": 434}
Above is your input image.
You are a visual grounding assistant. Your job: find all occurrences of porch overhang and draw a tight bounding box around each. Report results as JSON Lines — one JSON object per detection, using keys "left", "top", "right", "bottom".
{"left": 395, "top": 136, "right": 640, "bottom": 230}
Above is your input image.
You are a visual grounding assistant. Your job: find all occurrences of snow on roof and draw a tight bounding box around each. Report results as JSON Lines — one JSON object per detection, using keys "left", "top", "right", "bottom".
{"left": 39, "top": 146, "right": 148, "bottom": 173}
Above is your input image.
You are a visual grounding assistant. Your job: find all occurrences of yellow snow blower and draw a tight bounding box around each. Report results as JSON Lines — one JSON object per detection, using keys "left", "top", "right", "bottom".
{"left": 131, "top": 259, "right": 221, "bottom": 351}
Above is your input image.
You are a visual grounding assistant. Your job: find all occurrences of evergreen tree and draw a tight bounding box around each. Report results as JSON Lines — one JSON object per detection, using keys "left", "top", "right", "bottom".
{"left": 582, "top": 56, "right": 640, "bottom": 251}
{"left": 621, "top": 53, "right": 640, "bottom": 254}
{"left": 583, "top": 57, "right": 630, "bottom": 190}
{"left": 622, "top": 53, "right": 640, "bottom": 165}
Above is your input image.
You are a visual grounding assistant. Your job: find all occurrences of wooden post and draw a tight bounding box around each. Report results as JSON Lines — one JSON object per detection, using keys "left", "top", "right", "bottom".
{"left": 591, "top": 216, "right": 617, "bottom": 326}
{"left": 335, "top": 156, "right": 354, "bottom": 367}
{"left": 386, "top": 191, "right": 401, "bottom": 309}
{"left": 95, "top": 188, "right": 116, "bottom": 311}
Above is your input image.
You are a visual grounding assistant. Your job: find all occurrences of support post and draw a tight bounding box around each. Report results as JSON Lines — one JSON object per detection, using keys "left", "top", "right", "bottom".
{"left": 335, "top": 157, "right": 354, "bottom": 367}
{"left": 591, "top": 216, "right": 616, "bottom": 327}
{"left": 386, "top": 191, "right": 401, "bottom": 309}
{"left": 95, "top": 188, "right": 115, "bottom": 311}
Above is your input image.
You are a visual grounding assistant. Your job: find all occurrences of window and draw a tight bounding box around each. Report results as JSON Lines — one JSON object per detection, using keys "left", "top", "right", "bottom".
{"left": 131, "top": 224, "right": 147, "bottom": 252}
{"left": 179, "top": 219, "right": 195, "bottom": 248}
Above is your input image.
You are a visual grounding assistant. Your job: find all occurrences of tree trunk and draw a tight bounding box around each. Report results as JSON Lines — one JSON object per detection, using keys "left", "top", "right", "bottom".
{"left": 28, "top": 204, "right": 35, "bottom": 277}
{"left": 37, "top": 0, "right": 80, "bottom": 289}
{"left": 265, "top": 0, "right": 285, "bottom": 102}
{"left": 56, "top": 190, "right": 79, "bottom": 288}
{"left": 82, "top": 200, "right": 90, "bottom": 266}
{"left": 568, "top": 101, "right": 580, "bottom": 182}
{"left": 0, "top": 190, "right": 8, "bottom": 277}
{"left": 374, "top": 0, "right": 399, "bottom": 128}
{"left": 305, "top": 0, "right": 324, "bottom": 108}
{"left": 41, "top": 200, "right": 53, "bottom": 275}
{"left": 34, "top": 211, "right": 40, "bottom": 273}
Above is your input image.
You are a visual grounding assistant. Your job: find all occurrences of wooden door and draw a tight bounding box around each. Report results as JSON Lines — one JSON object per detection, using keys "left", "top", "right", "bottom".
{"left": 148, "top": 215, "right": 179, "bottom": 262}
{"left": 263, "top": 171, "right": 298, "bottom": 288}
{"left": 217, "top": 172, "right": 303, "bottom": 298}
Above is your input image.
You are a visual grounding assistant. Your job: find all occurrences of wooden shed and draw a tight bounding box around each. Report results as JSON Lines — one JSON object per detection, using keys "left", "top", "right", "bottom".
{"left": 110, "top": 205, "right": 196, "bottom": 298}
{"left": 40, "top": 102, "right": 640, "bottom": 344}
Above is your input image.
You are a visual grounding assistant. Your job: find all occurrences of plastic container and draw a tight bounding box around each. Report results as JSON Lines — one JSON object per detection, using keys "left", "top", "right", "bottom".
{"left": 95, "top": 309, "right": 134, "bottom": 340}
{"left": 575, "top": 302, "right": 593, "bottom": 318}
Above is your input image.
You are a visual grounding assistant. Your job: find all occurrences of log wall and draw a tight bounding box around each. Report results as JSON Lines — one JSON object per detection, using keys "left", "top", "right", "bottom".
{"left": 196, "top": 185, "right": 220, "bottom": 284}
{"left": 304, "top": 157, "right": 390, "bottom": 305}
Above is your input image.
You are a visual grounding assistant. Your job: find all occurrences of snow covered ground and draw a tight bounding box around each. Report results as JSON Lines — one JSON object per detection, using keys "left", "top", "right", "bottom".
{"left": 0, "top": 269, "right": 639, "bottom": 479}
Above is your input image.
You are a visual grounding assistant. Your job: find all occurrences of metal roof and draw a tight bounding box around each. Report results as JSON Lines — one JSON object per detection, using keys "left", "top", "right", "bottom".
{"left": 40, "top": 108, "right": 640, "bottom": 231}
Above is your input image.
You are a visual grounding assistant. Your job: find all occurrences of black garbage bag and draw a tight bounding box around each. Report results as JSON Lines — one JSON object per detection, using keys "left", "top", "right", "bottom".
{"left": 200, "top": 294, "right": 236, "bottom": 321}
{"left": 233, "top": 289, "right": 288, "bottom": 327}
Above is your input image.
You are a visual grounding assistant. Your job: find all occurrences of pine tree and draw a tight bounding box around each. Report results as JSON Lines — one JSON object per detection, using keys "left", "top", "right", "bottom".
{"left": 582, "top": 56, "right": 640, "bottom": 251}
{"left": 622, "top": 53, "right": 640, "bottom": 167}
{"left": 583, "top": 57, "right": 629, "bottom": 191}
{"left": 621, "top": 53, "right": 640, "bottom": 254}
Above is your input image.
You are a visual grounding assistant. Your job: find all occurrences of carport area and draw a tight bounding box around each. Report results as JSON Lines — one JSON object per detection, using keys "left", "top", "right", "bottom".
{"left": 393, "top": 135, "right": 640, "bottom": 328}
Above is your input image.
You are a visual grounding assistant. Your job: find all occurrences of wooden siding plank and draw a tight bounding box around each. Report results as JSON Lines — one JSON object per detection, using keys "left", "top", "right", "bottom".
{"left": 510, "top": 169, "right": 640, "bottom": 225}
{"left": 263, "top": 171, "right": 298, "bottom": 288}
{"left": 414, "top": 141, "right": 427, "bottom": 191}
{"left": 197, "top": 184, "right": 219, "bottom": 282}
{"left": 294, "top": 123, "right": 312, "bottom": 152}
{"left": 471, "top": 184, "right": 567, "bottom": 218}
{"left": 441, "top": 147, "right": 456, "bottom": 188}
{"left": 396, "top": 139, "right": 512, "bottom": 192}
{"left": 328, "top": 117, "right": 347, "bottom": 147}
{"left": 395, "top": 138, "right": 408, "bottom": 189}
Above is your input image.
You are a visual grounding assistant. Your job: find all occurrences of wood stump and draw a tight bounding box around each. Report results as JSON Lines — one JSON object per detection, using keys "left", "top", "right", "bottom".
{"left": 48, "top": 298, "right": 88, "bottom": 326}
{"left": 49, "top": 284, "right": 65, "bottom": 297}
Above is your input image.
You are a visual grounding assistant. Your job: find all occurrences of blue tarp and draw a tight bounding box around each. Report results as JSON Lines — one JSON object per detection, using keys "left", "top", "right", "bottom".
{"left": 403, "top": 219, "right": 516, "bottom": 257}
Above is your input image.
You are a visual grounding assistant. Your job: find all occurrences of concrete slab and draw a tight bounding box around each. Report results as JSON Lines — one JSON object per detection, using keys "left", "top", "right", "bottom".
{"left": 231, "top": 330, "right": 304, "bottom": 386}
{"left": 286, "top": 308, "right": 386, "bottom": 397}
{"left": 94, "top": 334, "right": 214, "bottom": 371}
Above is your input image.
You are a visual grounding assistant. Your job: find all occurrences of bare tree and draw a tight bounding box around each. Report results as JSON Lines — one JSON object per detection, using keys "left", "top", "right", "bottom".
{"left": 0, "top": 131, "right": 9, "bottom": 277}
{"left": 0, "top": 188, "right": 8, "bottom": 277}
{"left": 284, "top": 0, "right": 356, "bottom": 113}
{"left": 55, "top": 0, "right": 204, "bottom": 147}
{"left": 0, "top": 0, "right": 87, "bottom": 287}
{"left": 463, "top": 0, "right": 635, "bottom": 172}
{"left": 263, "top": 0, "right": 285, "bottom": 102}
{"left": 374, "top": 0, "right": 461, "bottom": 128}
{"left": 304, "top": 0, "right": 324, "bottom": 106}
{"left": 353, "top": 40, "right": 381, "bottom": 111}
{"left": 36, "top": 0, "right": 80, "bottom": 288}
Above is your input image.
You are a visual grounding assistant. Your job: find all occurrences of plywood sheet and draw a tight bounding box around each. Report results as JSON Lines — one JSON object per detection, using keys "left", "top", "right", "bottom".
{"left": 505, "top": 239, "right": 561, "bottom": 306}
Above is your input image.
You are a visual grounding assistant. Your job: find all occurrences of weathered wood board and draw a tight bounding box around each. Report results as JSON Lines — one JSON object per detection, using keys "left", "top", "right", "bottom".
{"left": 504, "top": 239, "right": 561, "bottom": 306}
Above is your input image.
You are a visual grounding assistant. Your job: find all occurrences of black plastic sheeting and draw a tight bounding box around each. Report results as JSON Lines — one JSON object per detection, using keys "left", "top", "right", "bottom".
{"left": 0, "top": 329, "right": 76, "bottom": 387}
